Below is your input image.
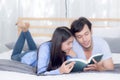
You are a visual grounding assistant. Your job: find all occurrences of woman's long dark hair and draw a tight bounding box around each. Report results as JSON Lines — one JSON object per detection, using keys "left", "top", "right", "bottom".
{"left": 47, "top": 26, "right": 73, "bottom": 71}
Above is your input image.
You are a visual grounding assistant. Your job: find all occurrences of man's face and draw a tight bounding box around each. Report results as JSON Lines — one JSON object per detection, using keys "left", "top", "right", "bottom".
{"left": 75, "top": 24, "right": 92, "bottom": 50}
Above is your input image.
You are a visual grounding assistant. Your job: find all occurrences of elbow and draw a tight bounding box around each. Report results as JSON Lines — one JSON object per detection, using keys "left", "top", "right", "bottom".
{"left": 109, "top": 64, "right": 114, "bottom": 70}
{"left": 105, "top": 63, "right": 114, "bottom": 71}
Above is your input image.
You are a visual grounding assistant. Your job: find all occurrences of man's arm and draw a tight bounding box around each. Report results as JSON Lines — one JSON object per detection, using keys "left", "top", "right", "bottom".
{"left": 84, "top": 57, "right": 114, "bottom": 71}
{"left": 100, "top": 57, "right": 114, "bottom": 71}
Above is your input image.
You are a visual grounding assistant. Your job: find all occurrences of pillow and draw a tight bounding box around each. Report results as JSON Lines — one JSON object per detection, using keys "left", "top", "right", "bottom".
{"left": 5, "top": 41, "right": 29, "bottom": 51}
{"left": 5, "top": 37, "right": 51, "bottom": 51}
{"left": 104, "top": 38, "right": 120, "bottom": 53}
{"left": 0, "top": 44, "right": 9, "bottom": 53}
{"left": 0, "top": 50, "right": 13, "bottom": 59}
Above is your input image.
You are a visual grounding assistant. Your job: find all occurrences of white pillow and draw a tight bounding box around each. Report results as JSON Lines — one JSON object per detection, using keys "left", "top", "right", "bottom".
{"left": 0, "top": 50, "right": 13, "bottom": 59}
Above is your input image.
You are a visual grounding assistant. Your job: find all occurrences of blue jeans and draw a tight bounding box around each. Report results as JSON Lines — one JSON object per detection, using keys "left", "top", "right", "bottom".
{"left": 11, "top": 31, "right": 37, "bottom": 61}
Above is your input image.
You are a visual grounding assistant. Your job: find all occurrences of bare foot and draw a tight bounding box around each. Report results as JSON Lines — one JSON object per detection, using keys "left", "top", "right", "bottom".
{"left": 16, "top": 21, "right": 30, "bottom": 32}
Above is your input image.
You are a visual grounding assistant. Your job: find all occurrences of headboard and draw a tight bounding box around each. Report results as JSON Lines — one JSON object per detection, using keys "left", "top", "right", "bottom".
{"left": 17, "top": 17, "right": 120, "bottom": 53}
{"left": 17, "top": 17, "right": 120, "bottom": 37}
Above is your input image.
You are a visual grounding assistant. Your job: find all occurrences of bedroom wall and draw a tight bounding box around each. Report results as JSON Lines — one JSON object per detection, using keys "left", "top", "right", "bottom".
{"left": 0, "top": 0, "right": 66, "bottom": 45}
{"left": 0, "top": 0, "right": 18, "bottom": 45}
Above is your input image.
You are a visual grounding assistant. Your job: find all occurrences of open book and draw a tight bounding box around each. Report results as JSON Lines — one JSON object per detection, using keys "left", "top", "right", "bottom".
{"left": 67, "top": 54, "right": 103, "bottom": 72}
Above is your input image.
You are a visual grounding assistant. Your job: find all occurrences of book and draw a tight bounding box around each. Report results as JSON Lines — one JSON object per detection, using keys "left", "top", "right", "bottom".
{"left": 66, "top": 54, "right": 103, "bottom": 72}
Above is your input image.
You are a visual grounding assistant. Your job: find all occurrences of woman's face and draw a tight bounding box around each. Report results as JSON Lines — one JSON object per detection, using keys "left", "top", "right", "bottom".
{"left": 61, "top": 36, "right": 74, "bottom": 53}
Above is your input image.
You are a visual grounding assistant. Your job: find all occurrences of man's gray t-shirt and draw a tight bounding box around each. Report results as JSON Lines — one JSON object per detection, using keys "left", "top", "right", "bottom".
{"left": 72, "top": 36, "right": 112, "bottom": 61}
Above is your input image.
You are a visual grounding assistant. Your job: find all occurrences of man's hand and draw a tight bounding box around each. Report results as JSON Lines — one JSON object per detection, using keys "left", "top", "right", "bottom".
{"left": 84, "top": 58, "right": 101, "bottom": 71}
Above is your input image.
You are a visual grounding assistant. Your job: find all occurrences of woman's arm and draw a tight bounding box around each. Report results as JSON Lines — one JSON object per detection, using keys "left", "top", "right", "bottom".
{"left": 37, "top": 42, "right": 61, "bottom": 75}
{"left": 37, "top": 43, "right": 75, "bottom": 75}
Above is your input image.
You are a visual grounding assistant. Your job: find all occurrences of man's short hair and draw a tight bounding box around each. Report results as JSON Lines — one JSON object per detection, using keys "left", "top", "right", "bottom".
{"left": 70, "top": 17, "right": 92, "bottom": 35}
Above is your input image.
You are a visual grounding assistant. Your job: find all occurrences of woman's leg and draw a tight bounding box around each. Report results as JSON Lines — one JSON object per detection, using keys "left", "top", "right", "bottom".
{"left": 11, "top": 31, "right": 25, "bottom": 61}
{"left": 11, "top": 21, "right": 37, "bottom": 61}
{"left": 24, "top": 31, "right": 37, "bottom": 50}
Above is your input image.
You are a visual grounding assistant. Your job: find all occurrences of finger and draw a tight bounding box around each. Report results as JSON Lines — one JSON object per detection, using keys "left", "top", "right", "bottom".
{"left": 65, "top": 63, "right": 75, "bottom": 73}
{"left": 87, "top": 64, "right": 94, "bottom": 67}
{"left": 92, "top": 58, "right": 97, "bottom": 64}
{"left": 63, "top": 60, "right": 71, "bottom": 66}
{"left": 63, "top": 60, "right": 69, "bottom": 65}
{"left": 87, "top": 64, "right": 98, "bottom": 71}
{"left": 67, "top": 62, "right": 75, "bottom": 66}
{"left": 66, "top": 62, "right": 75, "bottom": 69}
{"left": 88, "top": 64, "right": 97, "bottom": 68}
{"left": 84, "top": 67, "right": 92, "bottom": 71}
{"left": 84, "top": 66, "right": 97, "bottom": 71}
{"left": 68, "top": 64, "right": 74, "bottom": 72}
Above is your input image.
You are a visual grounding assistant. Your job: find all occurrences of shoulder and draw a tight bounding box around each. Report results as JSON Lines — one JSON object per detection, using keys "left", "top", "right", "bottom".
{"left": 93, "top": 36, "right": 108, "bottom": 46}
{"left": 40, "top": 41, "right": 51, "bottom": 48}
{"left": 92, "top": 36, "right": 111, "bottom": 52}
{"left": 38, "top": 41, "right": 52, "bottom": 57}
{"left": 92, "top": 36, "right": 112, "bottom": 60}
{"left": 38, "top": 41, "right": 52, "bottom": 51}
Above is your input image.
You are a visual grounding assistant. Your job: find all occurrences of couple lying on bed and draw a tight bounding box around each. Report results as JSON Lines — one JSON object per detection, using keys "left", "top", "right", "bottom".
{"left": 11, "top": 17, "right": 114, "bottom": 75}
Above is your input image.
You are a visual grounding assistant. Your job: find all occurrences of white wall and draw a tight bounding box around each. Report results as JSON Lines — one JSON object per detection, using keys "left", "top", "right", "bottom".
{"left": 0, "top": 0, "right": 120, "bottom": 45}
{"left": 0, "top": 0, "right": 18, "bottom": 45}
{"left": 67, "top": 0, "right": 120, "bottom": 18}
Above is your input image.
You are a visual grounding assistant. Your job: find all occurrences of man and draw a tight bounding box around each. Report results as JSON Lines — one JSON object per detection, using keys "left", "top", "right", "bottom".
{"left": 70, "top": 17, "right": 114, "bottom": 71}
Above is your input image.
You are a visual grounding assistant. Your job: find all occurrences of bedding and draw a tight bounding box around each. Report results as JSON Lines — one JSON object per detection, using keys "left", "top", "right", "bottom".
{"left": 104, "top": 38, "right": 120, "bottom": 53}
{"left": 0, "top": 50, "right": 120, "bottom": 80}
{"left": 0, "top": 59, "right": 36, "bottom": 75}
{"left": 0, "top": 70, "right": 120, "bottom": 80}
{"left": 0, "top": 59, "right": 119, "bottom": 74}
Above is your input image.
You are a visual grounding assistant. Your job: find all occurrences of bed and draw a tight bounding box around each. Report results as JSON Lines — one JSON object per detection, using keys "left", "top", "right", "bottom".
{"left": 0, "top": 50, "right": 120, "bottom": 80}
{"left": 0, "top": 18, "right": 120, "bottom": 80}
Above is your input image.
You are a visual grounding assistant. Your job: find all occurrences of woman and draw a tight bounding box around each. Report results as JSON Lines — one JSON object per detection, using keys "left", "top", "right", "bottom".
{"left": 37, "top": 26, "right": 76, "bottom": 75}
{"left": 11, "top": 21, "right": 75, "bottom": 75}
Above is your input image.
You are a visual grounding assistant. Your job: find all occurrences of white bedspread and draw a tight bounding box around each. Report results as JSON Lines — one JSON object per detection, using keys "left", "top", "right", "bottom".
{"left": 0, "top": 50, "right": 120, "bottom": 80}
{"left": 0, "top": 71, "right": 120, "bottom": 80}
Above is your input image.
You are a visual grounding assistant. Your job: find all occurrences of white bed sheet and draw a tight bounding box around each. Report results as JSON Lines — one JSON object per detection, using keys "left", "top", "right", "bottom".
{"left": 0, "top": 50, "right": 120, "bottom": 80}
{"left": 0, "top": 71, "right": 120, "bottom": 80}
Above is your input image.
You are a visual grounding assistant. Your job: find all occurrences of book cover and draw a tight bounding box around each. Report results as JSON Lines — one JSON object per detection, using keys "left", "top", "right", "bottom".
{"left": 67, "top": 54, "right": 103, "bottom": 72}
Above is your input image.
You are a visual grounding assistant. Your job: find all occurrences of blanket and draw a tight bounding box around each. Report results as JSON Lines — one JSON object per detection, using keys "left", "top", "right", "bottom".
{"left": 0, "top": 59, "right": 120, "bottom": 75}
{"left": 0, "top": 59, "right": 36, "bottom": 75}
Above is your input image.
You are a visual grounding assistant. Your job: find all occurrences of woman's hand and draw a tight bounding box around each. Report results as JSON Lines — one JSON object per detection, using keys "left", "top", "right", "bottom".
{"left": 59, "top": 61, "right": 75, "bottom": 74}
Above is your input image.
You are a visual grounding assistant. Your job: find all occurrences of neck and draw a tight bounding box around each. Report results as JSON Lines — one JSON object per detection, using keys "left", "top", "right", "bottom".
{"left": 83, "top": 44, "right": 93, "bottom": 51}
{"left": 83, "top": 44, "right": 93, "bottom": 60}
{"left": 84, "top": 50, "right": 92, "bottom": 60}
